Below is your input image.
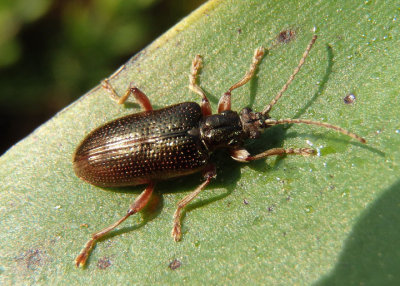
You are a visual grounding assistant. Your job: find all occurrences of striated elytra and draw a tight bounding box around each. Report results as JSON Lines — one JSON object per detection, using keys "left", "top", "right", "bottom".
{"left": 74, "top": 102, "right": 209, "bottom": 188}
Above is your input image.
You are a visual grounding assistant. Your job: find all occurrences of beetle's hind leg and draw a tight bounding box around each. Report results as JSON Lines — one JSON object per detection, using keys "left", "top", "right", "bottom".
{"left": 75, "top": 182, "right": 155, "bottom": 267}
{"left": 189, "top": 55, "right": 212, "bottom": 116}
{"left": 218, "top": 47, "right": 265, "bottom": 113}
{"left": 172, "top": 166, "right": 216, "bottom": 241}
{"left": 102, "top": 79, "right": 153, "bottom": 111}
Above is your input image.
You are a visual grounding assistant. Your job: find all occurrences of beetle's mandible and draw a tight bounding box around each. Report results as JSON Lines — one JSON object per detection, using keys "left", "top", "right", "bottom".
{"left": 73, "top": 35, "right": 366, "bottom": 267}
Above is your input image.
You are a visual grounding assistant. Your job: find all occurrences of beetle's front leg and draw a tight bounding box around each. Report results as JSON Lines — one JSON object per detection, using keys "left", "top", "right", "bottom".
{"left": 218, "top": 47, "right": 265, "bottom": 113}
{"left": 172, "top": 165, "right": 216, "bottom": 242}
{"left": 230, "top": 147, "right": 315, "bottom": 162}
{"left": 102, "top": 79, "right": 153, "bottom": 111}
{"left": 189, "top": 55, "right": 212, "bottom": 116}
{"left": 75, "top": 182, "right": 155, "bottom": 267}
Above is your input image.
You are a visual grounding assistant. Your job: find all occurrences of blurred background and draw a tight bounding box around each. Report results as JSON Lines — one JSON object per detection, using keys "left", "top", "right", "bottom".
{"left": 0, "top": 0, "right": 207, "bottom": 155}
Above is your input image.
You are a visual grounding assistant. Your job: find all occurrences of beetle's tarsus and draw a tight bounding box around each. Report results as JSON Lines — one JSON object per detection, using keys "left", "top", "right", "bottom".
{"left": 75, "top": 254, "right": 87, "bottom": 268}
{"left": 75, "top": 242, "right": 93, "bottom": 267}
{"left": 172, "top": 224, "right": 182, "bottom": 242}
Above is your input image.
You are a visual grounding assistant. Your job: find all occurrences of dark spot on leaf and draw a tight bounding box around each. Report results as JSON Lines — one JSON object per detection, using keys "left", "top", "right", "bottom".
{"left": 277, "top": 30, "right": 296, "bottom": 43}
{"left": 243, "top": 198, "right": 249, "bottom": 205}
{"left": 344, "top": 93, "right": 356, "bottom": 104}
{"left": 15, "top": 249, "right": 45, "bottom": 270}
{"left": 237, "top": 28, "right": 242, "bottom": 34}
{"left": 169, "top": 259, "right": 181, "bottom": 270}
{"left": 97, "top": 257, "right": 112, "bottom": 269}
{"left": 50, "top": 234, "right": 61, "bottom": 244}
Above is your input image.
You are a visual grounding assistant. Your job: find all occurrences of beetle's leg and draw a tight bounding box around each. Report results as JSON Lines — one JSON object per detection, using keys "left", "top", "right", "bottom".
{"left": 218, "top": 47, "right": 265, "bottom": 113}
{"left": 102, "top": 79, "right": 153, "bottom": 111}
{"left": 230, "top": 147, "right": 315, "bottom": 162}
{"left": 75, "top": 182, "right": 155, "bottom": 267}
{"left": 189, "top": 55, "right": 212, "bottom": 116}
{"left": 172, "top": 165, "right": 216, "bottom": 241}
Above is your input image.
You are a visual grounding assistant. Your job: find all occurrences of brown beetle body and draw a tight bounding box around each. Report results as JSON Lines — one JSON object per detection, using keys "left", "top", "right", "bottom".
{"left": 73, "top": 102, "right": 209, "bottom": 187}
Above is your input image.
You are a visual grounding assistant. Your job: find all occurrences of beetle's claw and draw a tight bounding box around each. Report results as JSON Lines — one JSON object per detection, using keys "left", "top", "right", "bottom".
{"left": 75, "top": 252, "right": 88, "bottom": 268}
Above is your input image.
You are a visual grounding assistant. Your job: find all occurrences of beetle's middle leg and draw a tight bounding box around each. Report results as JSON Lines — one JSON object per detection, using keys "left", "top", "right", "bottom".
{"left": 218, "top": 47, "right": 265, "bottom": 113}
{"left": 102, "top": 79, "right": 153, "bottom": 111}
{"left": 189, "top": 55, "right": 212, "bottom": 116}
{"left": 172, "top": 166, "right": 216, "bottom": 242}
{"left": 230, "top": 147, "right": 315, "bottom": 162}
{"left": 75, "top": 182, "right": 155, "bottom": 267}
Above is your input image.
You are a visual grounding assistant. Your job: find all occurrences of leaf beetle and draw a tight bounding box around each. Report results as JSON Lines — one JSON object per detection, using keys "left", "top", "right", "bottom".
{"left": 73, "top": 35, "right": 366, "bottom": 267}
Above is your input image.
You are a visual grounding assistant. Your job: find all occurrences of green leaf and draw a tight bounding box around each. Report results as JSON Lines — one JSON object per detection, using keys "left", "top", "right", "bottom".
{"left": 1, "top": 0, "right": 399, "bottom": 284}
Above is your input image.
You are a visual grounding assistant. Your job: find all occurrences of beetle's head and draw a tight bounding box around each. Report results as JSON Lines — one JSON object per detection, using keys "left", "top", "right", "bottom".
{"left": 238, "top": 107, "right": 270, "bottom": 139}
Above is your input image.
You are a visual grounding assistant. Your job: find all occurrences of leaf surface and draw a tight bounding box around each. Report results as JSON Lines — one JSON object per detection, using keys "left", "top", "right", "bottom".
{"left": 1, "top": 0, "right": 399, "bottom": 284}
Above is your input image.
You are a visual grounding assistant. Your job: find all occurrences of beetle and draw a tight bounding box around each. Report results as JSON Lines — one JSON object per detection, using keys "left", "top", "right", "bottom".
{"left": 73, "top": 35, "right": 366, "bottom": 267}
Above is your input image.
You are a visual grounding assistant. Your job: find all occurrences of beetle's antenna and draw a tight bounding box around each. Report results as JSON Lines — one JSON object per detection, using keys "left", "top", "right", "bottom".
{"left": 262, "top": 35, "right": 317, "bottom": 115}
{"left": 264, "top": 118, "right": 366, "bottom": 143}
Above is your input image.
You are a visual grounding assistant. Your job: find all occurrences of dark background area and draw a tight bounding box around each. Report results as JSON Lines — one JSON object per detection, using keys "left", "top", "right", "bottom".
{"left": 0, "top": 0, "right": 206, "bottom": 155}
